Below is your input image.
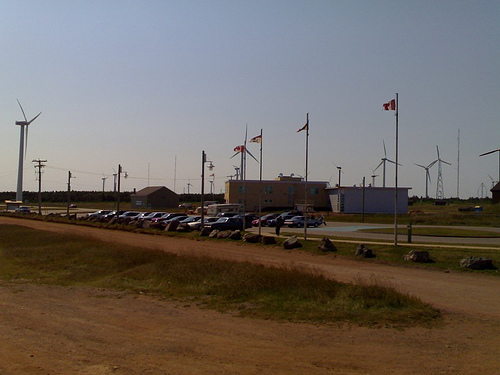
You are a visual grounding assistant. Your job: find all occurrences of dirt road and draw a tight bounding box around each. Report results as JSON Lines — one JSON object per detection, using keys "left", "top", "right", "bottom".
{"left": 1, "top": 217, "right": 499, "bottom": 374}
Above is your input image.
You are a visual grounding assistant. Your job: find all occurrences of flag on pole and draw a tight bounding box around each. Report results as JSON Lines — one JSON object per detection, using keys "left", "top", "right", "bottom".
{"left": 383, "top": 99, "right": 396, "bottom": 111}
{"left": 233, "top": 145, "right": 245, "bottom": 152}
{"left": 297, "top": 123, "right": 308, "bottom": 132}
{"left": 249, "top": 134, "right": 262, "bottom": 143}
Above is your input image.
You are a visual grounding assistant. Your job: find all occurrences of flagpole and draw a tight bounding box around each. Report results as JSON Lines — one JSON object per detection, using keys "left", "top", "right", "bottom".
{"left": 304, "top": 113, "right": 309, "bottom": 241}
{"left": 394, "top": 93, "right": 399, "bottom": 246}
{"left": 201, "top": 150, "right": 205, "bottom": 229}
{"left": 258, "top": 128, "right": 263, "bottom": 235}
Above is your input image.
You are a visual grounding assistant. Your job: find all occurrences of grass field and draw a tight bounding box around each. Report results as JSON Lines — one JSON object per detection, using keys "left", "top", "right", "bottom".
{"left": 0, "top": 224, "right": 439, "bottom": 327}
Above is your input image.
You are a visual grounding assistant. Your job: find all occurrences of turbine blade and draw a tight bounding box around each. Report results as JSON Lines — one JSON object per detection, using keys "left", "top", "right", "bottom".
{"left": 16, "top": 99, "right": 28, "bottom": 122}
{"left": 230, "top": 152, "right": 239, "bottom": 159}
{"left": 27, "top": 112, "right": 42, "bottom": 124}
{"left": 414, "top": 163, "right": 426, "bottom": 169}
{"left": 427, "top": 170, "right": 431, "bottom": 183}
{"left": 442, "top": 160, "right": 451, "bottom": 166}
{"left": 479, "top": 149, "right": 500, "bottom": 157}
{"left": 246, "top": 149, "right": 259, "bottom": 163}
{"left": 427, "top": 160, "right": 438, "bottom": 169}
{"left": 436, "top": 145, "right": 440, "bottom": 159}
{"left": 383, "top": 140, "right": 387, "bottom": 157}
{"left": 373, "top": 161, "right": 383, "bottom": 171}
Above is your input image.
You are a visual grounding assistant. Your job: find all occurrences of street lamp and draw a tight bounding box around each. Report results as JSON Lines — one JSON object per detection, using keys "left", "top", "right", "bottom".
{"left": 201, "top": 151, "right": 214, "bottom": 229}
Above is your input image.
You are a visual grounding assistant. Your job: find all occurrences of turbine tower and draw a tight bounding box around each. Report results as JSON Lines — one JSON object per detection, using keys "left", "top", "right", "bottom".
{"left": 15, "top": 100, "right": 42, "bottom": 202}
{"left": 435, "top": 145, "right": 451, "bottom": 199}
{"left": 373, "top": 140, "right": 398, "bottom": 188}
{"left": 414, "top": 160, "right": 437, "bottom": 198}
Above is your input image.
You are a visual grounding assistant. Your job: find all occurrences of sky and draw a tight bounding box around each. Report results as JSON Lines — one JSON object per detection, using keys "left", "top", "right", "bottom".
{"left": 1, "top": 0, "right": 499, "bottom": 199}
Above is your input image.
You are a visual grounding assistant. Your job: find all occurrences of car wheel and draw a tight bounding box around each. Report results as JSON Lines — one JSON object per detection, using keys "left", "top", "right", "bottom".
{"left": 297, "top": 223, "right": 303, "bottom": 228}
{"left": 314, "top": 223, "right": 319, "bottom": 227}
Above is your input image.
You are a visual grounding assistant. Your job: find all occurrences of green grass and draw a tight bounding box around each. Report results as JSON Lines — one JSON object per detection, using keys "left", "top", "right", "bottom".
{"left": 0, "top": 224, "right": 439, "bottom": 327}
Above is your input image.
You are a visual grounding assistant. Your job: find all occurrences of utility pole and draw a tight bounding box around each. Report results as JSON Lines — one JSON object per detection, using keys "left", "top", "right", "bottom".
{"left": 67, "top": 171, "right": 75, "bottom": 217}
{"left": 32, "top": 159, "right": 47, "bottom": 215}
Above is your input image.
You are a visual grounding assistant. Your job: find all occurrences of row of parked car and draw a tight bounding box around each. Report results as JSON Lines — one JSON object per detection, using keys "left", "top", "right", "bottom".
{"left": 86, "top": 209, "right": 325, "bottom": 231}
{"left": 251, "top": 211, "right": 325, "bottom": 228}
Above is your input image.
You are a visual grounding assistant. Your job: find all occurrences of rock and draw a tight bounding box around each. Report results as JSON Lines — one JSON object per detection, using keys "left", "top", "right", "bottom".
{"left": 261, "top": 236, "right": 276, "bottom": 245}
{"left": 243, "top": 233, "right": 262, "bottom": 243}
{"left": 217, "top": 230, "right": 232, "bottom": 239}
{"left": 404, "top": 250, "right": 431, "bottom": 263}
{"left": 283, "top": 236, "right": 302, "bottom": 250}
{"left": 228, "top": 230, "right": 242, "bottom": 240}
{"left": 165, "top": 220, "right": 179, "bottom": 232}
{"left": 208, "top": 229, "right": 219, "bottom": 238}
{"left": 177, "top": 223, "right": 191, "bottom": 232}
{"left": 149, "top": 221, "right": 162, "bottom": 230}
{"left": 460, "top": 257, "right": 497, "bottom": 270}
{"left": 355, "top": 244, "right": 376, "bottom": 258}
{"left": 142, "top": 220, "right": 152, "bottom": 229}
{"left": 200, "top": 227, "right": 211, "bottom": 236}
{"left": 318, "top": 237, "right": 337, "bottom": 252}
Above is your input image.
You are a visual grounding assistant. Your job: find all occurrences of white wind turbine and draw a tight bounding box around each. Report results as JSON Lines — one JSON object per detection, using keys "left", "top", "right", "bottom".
{"left": 414, "top": 160, "right": 438, "bottom": 198}
{"left": 435, "top": 145, "right": 451, "bottom": 199}
{"left": 15, "top": 100, "right": 42, "bottom": 202}
{"left": 373, "top": 140, "right": 398, "bottom": 188}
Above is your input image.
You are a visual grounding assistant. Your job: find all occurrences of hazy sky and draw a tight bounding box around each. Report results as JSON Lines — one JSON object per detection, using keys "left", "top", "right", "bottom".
{"left": 1, "top": 1, "right": 499, "bottom": 199}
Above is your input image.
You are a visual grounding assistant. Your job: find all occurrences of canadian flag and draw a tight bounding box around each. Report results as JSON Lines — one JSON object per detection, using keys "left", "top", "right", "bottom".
{"left": 383, "top": 99, "right": 396, "bottom": 111}
{"left": 234, "top": 145, "right": 245, "bottom": 152}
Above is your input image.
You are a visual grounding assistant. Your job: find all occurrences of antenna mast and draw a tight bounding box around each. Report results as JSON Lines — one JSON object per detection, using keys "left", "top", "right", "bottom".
{"left": 457, "top": 129, "right": 460, "bottom": 198}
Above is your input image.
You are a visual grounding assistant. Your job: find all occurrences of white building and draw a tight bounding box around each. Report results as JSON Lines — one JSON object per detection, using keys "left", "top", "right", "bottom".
{"left": 326, "top": 186, "right": 411, "bottom": 214}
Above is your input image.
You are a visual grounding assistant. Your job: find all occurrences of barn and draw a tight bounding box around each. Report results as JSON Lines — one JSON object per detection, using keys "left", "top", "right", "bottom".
{"left": 491, "top": 182, "right": 500, "bottom": 204}
{"left": 130, "top": 186, "right": 179, "bottom": 210}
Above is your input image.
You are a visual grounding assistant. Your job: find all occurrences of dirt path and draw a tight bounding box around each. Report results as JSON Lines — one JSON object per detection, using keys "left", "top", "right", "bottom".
{"left": 1, "top": 217, "right": 500, "bottom": 374}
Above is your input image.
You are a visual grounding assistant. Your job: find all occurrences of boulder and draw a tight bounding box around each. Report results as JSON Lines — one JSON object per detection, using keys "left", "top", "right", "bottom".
{"left": 217, "top": 230, "right": 232, "bottom": 239}
{"left": 165, "top": 220, "right": 179, "bottom": 232}
{"left": 460, "top": 257, "right": 497, "bottom": 270}
{"left": 318, "top": 237, "right": 337, "bottom": 252}
{"left": 243, "top": 233, "right": 262, "bottom": 243}
{"left": 208, "top": 229, "right": 220, "bottom": 238}
{"left": 355, "top": 244, "right": 376, "bottom": 258}
{"left": 176, "top": 223, "right": 191, "bottom": 232}
{"left": 228, "top": 230, "right": 242, "bottom": 240}
{"left": 261, "top": 236, "right": 277, "bottom": 245}
{"left": 142, "top": 220, "right": 152, "bottom": 229}
{"left": 404, "top": 250, "right": 431, "bottom": 263}
{"left": 148, "top": 221, "right": 162, "bottom": 230}
{"left": 283, "top": 236, "right": 302, "bottom": 250}
{"left": 200, "top": 227, "right": 211, "bottom": 236}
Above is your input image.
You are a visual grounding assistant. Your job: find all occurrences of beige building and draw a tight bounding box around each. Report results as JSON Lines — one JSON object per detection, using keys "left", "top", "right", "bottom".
{"left": 225, "top": 175, "right": 330, "bottom": 211}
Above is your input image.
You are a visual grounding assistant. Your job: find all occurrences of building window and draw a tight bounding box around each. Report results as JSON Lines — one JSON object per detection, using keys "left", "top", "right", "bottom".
{"left": 310, "top": 187, "right": 319, "bottom": 195}
{"left": 264, "top": 199, "right": 273, "bottom": 204}
{"left": 264, "top": 186, "right": 273, "bottom": 194}
{"left": 288, "top": 186, "right": 296, "bottom": 194}
{"left": 238, "top": 185, "right": 246, "bottom": 194}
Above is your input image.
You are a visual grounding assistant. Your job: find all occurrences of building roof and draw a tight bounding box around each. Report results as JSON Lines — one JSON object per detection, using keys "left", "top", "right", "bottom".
{"left": 491, "top": 181, "right": 500, "bottom": 192}
{"left": 131, "top": 186, "right": 175, "bottom": 197}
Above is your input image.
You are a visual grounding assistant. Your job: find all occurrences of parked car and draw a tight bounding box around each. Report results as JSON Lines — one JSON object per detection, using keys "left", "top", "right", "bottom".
{"left": 284, "top": 216, "right": 323, "bottom": 228}
{"left": 215, "top": 212, "right": 240, "bottom": 218}
{"left": 178, "top": 216, "right": 201, "bottom": 224}
{"left": 15, "top": 206, "right": 31, "bottom": 214}
{"left": 188, "top": 217, "right": 218, "bottom": 230}
{"left": 267, "top": 212, "right": 302, "bottom": 227}
{"left": 86, "top": 210, "right": 113, "bottom": 218}
{"left": 205, "top": 217, "right": 245, "bottom": 231}
{"left": 251, "top": 213, "right": 278, "bottom": 227}
{"left": 119, "top": 211, "right": 142, "bottom": 220}
{"left": 101, "top": 210, "right": 126, "bottom": 220}
{"left": 140, "top": 212, "right": 167, "bottom": 221}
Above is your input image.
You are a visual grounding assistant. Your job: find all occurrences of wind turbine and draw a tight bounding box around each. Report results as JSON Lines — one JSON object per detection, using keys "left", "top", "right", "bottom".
{"left": 373, "top": 140, "right": 398, "bottom": 188}
{"left": 101, "top": 174, "right": 109, "bottom": 193}
{"left": 371, "top": 169, "right": 379, "bottom": 187}
{"left": 330, "top": 162, "right": 343, "bottom": 187}
{"left": 435, "top": 145, "right": 451, "bottom": 199}
{"left": 15, "top": 100, "right": 42, "bottom": 202}
{"left": 479, "top": 147, "right": 500, "bottom": 183}
{"left": 230, "top": 125, "right": 258, "bottom": 180}
{"left": 414, "top": 160, "right": 438, "bottom": 198}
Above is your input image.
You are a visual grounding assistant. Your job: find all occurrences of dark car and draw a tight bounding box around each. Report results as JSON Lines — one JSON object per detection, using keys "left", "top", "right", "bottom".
{"left": 251, "top": 213, "right": 278, "bottom": 227}
{"left": 206, "top": 217, "right": 245, "bottom": 231}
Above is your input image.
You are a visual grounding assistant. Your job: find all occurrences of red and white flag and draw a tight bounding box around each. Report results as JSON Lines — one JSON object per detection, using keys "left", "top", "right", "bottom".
{"left": 383, "top": 99, "right": 396, "bottom": 111}
{"left": 233, "top": 145, "right": 245, "bottom": 153}
{"left": 249, "top": 134, "right": 262, "bottom": 143}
